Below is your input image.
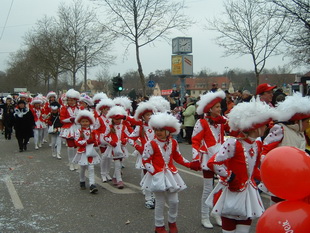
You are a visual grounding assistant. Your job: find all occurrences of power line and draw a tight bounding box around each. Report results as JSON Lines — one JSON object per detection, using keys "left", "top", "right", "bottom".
{"left": 0, "top": 0, "right": 15, "bottom": 41}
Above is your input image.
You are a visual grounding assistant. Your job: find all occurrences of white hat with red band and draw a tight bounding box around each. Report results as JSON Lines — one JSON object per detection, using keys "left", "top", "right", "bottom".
{"left": 149, "top": 112, "right": 181, "bottom": 135}
{"left": 75, "top": 110, "right": 96, "bottom": 125}
{"left": 196, "top": 90, "right": 225, "bottom": 115}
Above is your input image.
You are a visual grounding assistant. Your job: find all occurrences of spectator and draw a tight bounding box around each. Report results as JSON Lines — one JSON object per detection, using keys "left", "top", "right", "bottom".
{"left": 210, "top": 83, "right": 218, "bottom": 93}
{"left": 256, "top": 83, "right": 277, "bottom": 106}
{"left": 181, "top": 97, "right": 196, "bottom": 144}
{"left": 242, "top": 90, "right": 253, "bottom": 102}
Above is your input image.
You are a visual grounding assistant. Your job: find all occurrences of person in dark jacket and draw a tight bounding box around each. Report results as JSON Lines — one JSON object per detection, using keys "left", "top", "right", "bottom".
{"left": 13, "top": 100, "right": 35, "bottom": 152}
{"left": 3, "top": 95, "right": 15, "bottom": 140}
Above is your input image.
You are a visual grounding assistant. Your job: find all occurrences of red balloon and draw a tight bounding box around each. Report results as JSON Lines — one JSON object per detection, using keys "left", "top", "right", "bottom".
{"left": 261, "top": 146, "right": 310, "bottom": 200}
{"left": 256, "top": 201, "right": 310, "bottom": 233}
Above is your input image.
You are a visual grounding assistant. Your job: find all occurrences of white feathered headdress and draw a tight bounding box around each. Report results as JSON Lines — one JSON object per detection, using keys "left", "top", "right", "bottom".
{"left": 148, "top": 96, "right": 170, "bottom": 113}
{"left": 227, "top": 98, "right": 275, "bottom": 132}
{"left": 96, "top": 98, "right": 115, "bottom": 111}
{"left": 113, "top": 96, "right": 132, "bottom": 111}
{"left": 196, "top": 90, "right": 225, "bottom": 115}
{"left": 275, "top": 92, "right": 310, "bottom": 121}
{"left": 65, "top": 89, "right": 80, "bottom": 100}
{"left": 46, "top": 91, "right": 57, "bottom": 100}
{"left": 75, "top": 110, "right": 95, "bottom": 125}
{"left": 106, "top": 105, "right": 127, "bottom": 119}
{"left": 93, "top": 92, "right": 108, "bottom": 104}
{"left": 134, "top": 101, "right": 156, "bottom": 120}
{"left": 149, "top": 112, "right": 181, "bottom": 135}
{"left": 79, "top": 95, "right": 94, "bottom": 106}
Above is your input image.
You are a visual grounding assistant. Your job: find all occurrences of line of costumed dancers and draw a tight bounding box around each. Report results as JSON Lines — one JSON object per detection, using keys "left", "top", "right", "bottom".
{"left": 12, "top": 88, "right": 310, "bottom": 233}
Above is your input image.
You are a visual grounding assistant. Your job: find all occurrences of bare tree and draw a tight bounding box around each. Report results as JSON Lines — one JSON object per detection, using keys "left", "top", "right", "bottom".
{"left": 58, "top": 0, "right": 115, "bottom": 88}
{"left": 25, "top": 16, "right": 67, "bottom": 91}
{"left": 208, "top": 0, "right": 289, "bottom": 85}
{"left": 267, "top": 0, "right": 310, "bottom": 66}
{"left": 96, "top": 0, "right": 193, "bottom": 96}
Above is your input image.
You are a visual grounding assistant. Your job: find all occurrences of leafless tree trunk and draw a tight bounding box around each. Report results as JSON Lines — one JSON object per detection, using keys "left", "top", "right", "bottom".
{"left": 207, "top": 0, "right": 290, "bottom": 86}
{"left": 97, "top": 0, "right": 193, "bottom": 96}
{"left": 58, "top": 0, "right": 114, "bottom": 89}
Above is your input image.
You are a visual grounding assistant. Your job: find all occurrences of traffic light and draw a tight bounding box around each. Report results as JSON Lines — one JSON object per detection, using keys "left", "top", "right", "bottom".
{"left": 112, "top": 75, "right": 123, "bottom": 93}
{"left": 117, "top": 77, "right": 123, "bottom": 91}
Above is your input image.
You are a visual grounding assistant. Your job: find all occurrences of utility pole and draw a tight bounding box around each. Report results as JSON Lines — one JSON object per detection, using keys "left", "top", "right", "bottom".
{"left": 84, "top": 45, "right": 87, "bottom": 92}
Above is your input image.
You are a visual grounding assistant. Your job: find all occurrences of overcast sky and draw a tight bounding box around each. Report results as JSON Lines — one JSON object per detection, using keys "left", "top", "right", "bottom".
{"left": 0, "top": 0, "right": 307, "bottom": 79}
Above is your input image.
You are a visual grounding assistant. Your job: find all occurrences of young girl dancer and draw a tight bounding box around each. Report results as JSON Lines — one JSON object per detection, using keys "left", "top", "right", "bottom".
{"left": 94, "top": 98, "right": 115, "bottom": 182}
{"left": 141, "top": 112, "right": 200, "bottom": 233}
{"left": 129, "top": 101, "right": 156, "bottom": 209}
{"left": 102, "top": 105, "right": 130, "bottom": 189}
{"left": 72, "top": 110, "right": 100, "bottom": 194}
{"left": 59, "top": 89, "right": 80, "bottom": 171}
{"left": 30, "top": 97, "right": 47, "bottom": 150}
{"left": 47, "top": 102, "right": 63, "bottom": 159}
{"left": 191, "top": 90, "right": 227, "bottom": 228}
{"left": 206, "top": 99, "right": 275, "bottom": 233}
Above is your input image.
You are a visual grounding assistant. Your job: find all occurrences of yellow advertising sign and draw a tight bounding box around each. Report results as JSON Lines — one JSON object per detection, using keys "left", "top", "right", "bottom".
{"left": 171, "top": 55, "right": 183, "bottom": 75}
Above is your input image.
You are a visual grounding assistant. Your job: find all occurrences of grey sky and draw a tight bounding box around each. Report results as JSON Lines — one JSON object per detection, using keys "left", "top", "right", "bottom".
{"left": 0, "top": 0, "right": 305, "bottom": 79}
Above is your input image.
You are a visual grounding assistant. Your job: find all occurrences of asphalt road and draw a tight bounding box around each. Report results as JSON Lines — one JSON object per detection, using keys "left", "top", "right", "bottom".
{"left": 0, "top": 133, "right": 268, "bottom": 233}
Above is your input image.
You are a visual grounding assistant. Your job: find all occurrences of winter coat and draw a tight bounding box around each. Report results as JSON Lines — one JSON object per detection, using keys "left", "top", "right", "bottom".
{"left": 182, "top": 103, "right": 196, "bottom": 127}
{"left": 13, "top": 107, "right": 35, "bottom": 138}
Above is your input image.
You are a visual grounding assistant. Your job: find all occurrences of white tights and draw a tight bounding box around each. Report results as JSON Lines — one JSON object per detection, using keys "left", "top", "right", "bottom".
{"left": 80, "top": 164, "right": 95, "bottom": 185}
{"left": 50, "top": 134, "right": 61, "bottom": 154}
{"left": 33, "top": 128, "right": 44, "bottom": 146}
{"left": 154, "top": 191, "right": 179, "bottom": 227}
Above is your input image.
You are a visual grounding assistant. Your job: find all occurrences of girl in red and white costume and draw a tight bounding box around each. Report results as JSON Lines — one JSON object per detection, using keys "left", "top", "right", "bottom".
{"left": 79, "top": 94, "right": 94, "bottom": 112}
{"left": 260, "top": 92, "right": 310, "bottom": 205}
{"left": 94, "top": 98, "right": 115, "bottom": 182}
{"left": 206, "top": 99, "right": 276, "bottom": 233}
{"left": 30, "top": 97, "right": 47, "bottom": 150}
{"left": 44, "top": 91, "right": 58, "bottom": 143}
{"left": 72, "top": 110, "right": 100, "bottom": 194}
{"left": 59, "top": 89, "right": 81, "bottom": 171}
{"left": 141, "top": 112, "right": 200, "bottom": 233}
{"left": 102, "top": 106, "right": 131, "bottom": 189}
{"left": 191, "top": 90, "right": 228, "bottom": 228}
{"left": 128, "top": 101, "right": 156, "bottom": 209}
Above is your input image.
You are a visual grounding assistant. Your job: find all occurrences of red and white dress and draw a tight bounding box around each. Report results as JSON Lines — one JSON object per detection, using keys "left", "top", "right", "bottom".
{"left": 59, "top": 105, "right": 80, "bottom": 139}
{"left": 31, "top": 106, "right": 47, "bottom": 129}
{"left": 102, "top": 123, "right": 131, "bottom": 159}
{"left": 140, "top": 137, "right": 191, "bottom": 193}
{"left": 129, "top": 122, "right": 155, "bottom": 169}
{"left": 192, "top": 117, "right": 227, "bottom": 169}
{"left": 72, "top": 127, "right": 100, "bottom": 165}
{"left": 206, "top": 137, "right": 265, "bottom": 220}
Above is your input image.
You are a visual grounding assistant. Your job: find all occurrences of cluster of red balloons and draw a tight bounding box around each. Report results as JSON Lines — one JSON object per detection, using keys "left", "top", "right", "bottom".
{"left": 257, "top": 146, "right": 310, "bottom": 232}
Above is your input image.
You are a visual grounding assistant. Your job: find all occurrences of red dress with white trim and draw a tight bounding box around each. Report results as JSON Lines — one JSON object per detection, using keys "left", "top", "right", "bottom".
{"left": 140, "top": 137, "right": 191, "bottom": 192}
{"left": 128, "top": 121, "right": 155, "bottom": 169}
{"left": 192, "top": 117, "right": 227, "bottom": 170}
{"left": 102, "top": 122, "right": 131, "bottom": 159}
{"left": 72, "top": 127, "right": 100, "bottom": 165}
{"left": 31, "top": 106, "right": 47, "bottom": 129}
{"left": 206, "top": 137, "right": 264, "bottom": 220}
{"left": 59, "top": 105, "right": 80, "bottom": 139}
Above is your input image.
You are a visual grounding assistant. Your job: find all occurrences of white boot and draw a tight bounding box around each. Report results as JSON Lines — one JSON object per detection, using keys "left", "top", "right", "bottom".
{"left": 201, "top": 178, "right": 214, "bottom": 228}
{"left": 222, "top": 230, "right": 236, "bottom": 233}
{"left": 211, "top": 213, "right": 222, "bottom": 227}
{"left": 56, "top": 153, "right": 61, "bottom": 159}
{"left": 69, "top": 163, "right": 75, "bottom": 171}
{"left": 201, "top": 218, "right": 213, "bottom": 228}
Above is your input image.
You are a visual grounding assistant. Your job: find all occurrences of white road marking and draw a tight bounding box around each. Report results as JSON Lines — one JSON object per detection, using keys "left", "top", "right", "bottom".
{"left": 178, "top": 167, "right": 203, "bottom": 178}
{"left": 5, "top": 176, "right": 24, "bottom": 209}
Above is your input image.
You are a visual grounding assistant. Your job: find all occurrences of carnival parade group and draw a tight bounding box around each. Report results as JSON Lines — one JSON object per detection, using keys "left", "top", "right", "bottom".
{"left": 1, "top": 83, "right": 310, "bottom": 233}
